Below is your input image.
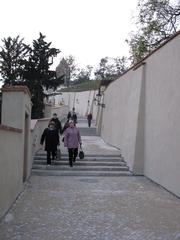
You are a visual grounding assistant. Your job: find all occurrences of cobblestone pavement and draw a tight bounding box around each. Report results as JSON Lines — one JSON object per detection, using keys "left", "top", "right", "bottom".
{"left": 0, "top": 176, "right": 180, "bottom": 240}
{"left": 1, "top": 118, "right": 180, "bottom": 239}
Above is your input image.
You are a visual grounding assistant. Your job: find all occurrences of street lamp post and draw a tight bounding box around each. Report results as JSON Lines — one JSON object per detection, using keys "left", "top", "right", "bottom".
{"left": 94, "top": 87, "right": 105, "bottom": 108}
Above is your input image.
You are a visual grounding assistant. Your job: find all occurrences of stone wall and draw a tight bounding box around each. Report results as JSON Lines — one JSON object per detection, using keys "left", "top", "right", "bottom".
{"left": 48, "top": 90, "right": 98, "bottom": 120}
{"left": 44, "top": 104, "right": 69, "bottom": 119}
{"left": 0, "top": 86, "right": 32, "bottom": 218}
{"left": 0, "top": 126, "right": 23, "bottom": 218}
{"left": 101, "top": 32, "right": 180, "bottom": 197}
{"left": 101, "top": 67, "right": 144, "bottom": 174}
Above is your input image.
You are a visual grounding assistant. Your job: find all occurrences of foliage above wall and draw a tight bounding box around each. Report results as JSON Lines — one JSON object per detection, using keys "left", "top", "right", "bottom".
{"left": 127, "top": 0, "right": 180, "bottom": 64}
{"left": 0, "top": 33, "right": 63, "bottom": 119}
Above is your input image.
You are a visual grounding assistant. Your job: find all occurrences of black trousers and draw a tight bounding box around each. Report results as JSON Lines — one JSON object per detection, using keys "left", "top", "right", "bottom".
{"left": 88, "top": 119, "right": 91, "bottom": 127}
{"left": 47, "top": 150, "right": 56, "bottom": 165}
{"left": 68, "top": 148, "right": 78, "bottom": 166}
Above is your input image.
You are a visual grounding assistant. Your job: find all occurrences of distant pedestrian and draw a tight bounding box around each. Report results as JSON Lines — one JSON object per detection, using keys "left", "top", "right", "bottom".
{"left": 61, "top": 119, "right": 70, "bottom": 143}
{"left": 67, "top": 108, "right": 77, "bottom": 124}
{"left": 67, "top": 111, "right": 71, "bottom": 121}
{"left": 87, "top": 112, "right": 92, "bottom": 127}
{"left": 71, "top": 107, "right": 77, "bottom": 124}
{"left": 50, "top": 113, "right": 62, "bottom": 134}
{"left": 62, "top": 120, "right": 70, "bottom": 134}
{"left": 40, "top": 121, "right": 59, "bottom": 165}
{"left": 64, "top": 120, "right": 82, "bottom": 167}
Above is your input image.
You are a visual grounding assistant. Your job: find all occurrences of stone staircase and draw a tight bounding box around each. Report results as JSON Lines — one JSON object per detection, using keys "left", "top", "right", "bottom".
{"left": 32, "top": 117, "right": 133, "bottom": 177}
{"left": 32, "top": 152, "right": 132, "bottom": 177}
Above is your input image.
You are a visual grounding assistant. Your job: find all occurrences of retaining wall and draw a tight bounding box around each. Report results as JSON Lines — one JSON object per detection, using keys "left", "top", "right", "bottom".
{"left": 101, "top": 32, "right": 180, "bottom": 197}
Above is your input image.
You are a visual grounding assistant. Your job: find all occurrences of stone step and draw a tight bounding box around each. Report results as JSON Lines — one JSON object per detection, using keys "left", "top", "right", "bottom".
{"left": 76, "top": 118, "right": 95, "bottom": 122}
{"left": 32, "top": 164, "right": 129, "bottom": 172}
{"left": 32, "top": 169, "right": 133, "bottom": 177}
{"left": 35, "top": 153, "right": 122, "bottom": 158}
{"left": 34, "top": 155, "right": 123, "bottom": 161}
{"left": 34, "top": 158, "right": 125, "bottom": 164}
{"left": 78, "top": 127, "right": 98, "bottom": 136}
{"left": 33, "top": 160, "right": 127, "bottom": 166}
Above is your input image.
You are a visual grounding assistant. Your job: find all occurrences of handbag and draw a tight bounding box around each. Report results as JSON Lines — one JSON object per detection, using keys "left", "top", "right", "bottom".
{"left": 79, "top": 147, "right": 84, "bottom": 159}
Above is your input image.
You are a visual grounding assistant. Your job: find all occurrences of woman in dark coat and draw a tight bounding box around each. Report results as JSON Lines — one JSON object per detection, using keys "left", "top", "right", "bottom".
{"left": 40, "top": 121, "right": 59, "bottom": 165}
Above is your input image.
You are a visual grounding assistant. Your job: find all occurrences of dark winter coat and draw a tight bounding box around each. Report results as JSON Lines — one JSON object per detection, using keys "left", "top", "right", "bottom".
{"left": 40, "top": 128, "right": 59, "bottom": 151}
{"left": 67, "top": 111, "right": 77, "bottom": 123}
{"left": 62, "top": 121, "right": 69, "bottom": 133}
{"left": 87, "top": 113, "right": 92, "bottom": 120}
{"left": 67, "top": 112, "right": 71, "bottom": 120}
{"left": 72, "top": 113, "right": 77, "bottom": 123}
{"left": 50, "top": 117, "right": 62, "bottom": 134}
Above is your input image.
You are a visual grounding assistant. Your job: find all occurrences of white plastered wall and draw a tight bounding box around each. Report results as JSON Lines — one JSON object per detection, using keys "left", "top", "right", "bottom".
{"left": 101, "top": 32, "right": 180, "bottom": 197}
{"left": 0, "top": 128, "right": 22, "bottom": 218}
{"left": 144, "top": 34, "right": 180, "bottom": 196}
{"left": 101, "top": 67, "right": 143, "bottom": 173}
{"left": 51, "top": 90, "right": 98, "bottom": 120}
{"left": 44, "top": 104, "right": 69, "bottom": 119}
{"left": 0, "top": 87, "right": 32, "bottom": 218}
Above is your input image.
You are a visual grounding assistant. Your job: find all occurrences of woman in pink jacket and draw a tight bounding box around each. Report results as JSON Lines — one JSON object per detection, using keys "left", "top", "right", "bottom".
{"left": 64, "top": 120, "right": 82, "bottom": 167}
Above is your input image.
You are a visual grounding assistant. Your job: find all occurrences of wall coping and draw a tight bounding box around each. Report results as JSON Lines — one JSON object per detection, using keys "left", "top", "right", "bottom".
{"left": 37, "top": 118, "right": 51, "bottom": 122}
{"left": 52, "top": 106, "right": 63, "bottom": 110}
{"left": 31, "top": 114, "right": 67, "bottom": 131}
{"left": 44, "top": 103, "right": 53, "bottom": 107}
{"left": 1, "top": 86, "right": 31, "bottom": 98}
{"left": 106, "top": 29, "right": 180, "bottom": 89}
{"left": 52, "top": 105, "right": 68, "bottom": 109}
{"left": 31, "top": 118, "right": 50, "bottom": 131}
{"left": 31, "top": 119, "right": 38, "bottom": 131}
{"left": 0, "top": 124, "right": 22, "bottom": 133}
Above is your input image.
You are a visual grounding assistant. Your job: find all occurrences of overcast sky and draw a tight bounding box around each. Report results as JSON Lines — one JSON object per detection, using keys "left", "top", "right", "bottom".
{"left": 0, "top": 0, "right": 138, "bottom": 70}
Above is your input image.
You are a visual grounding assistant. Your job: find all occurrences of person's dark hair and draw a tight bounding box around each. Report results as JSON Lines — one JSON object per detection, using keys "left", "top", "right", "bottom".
{"left": 48, "top": 121, "right": 55, "bottom": 127}
{"left": 53, "top": 113, "right": 57, "bottom": 116}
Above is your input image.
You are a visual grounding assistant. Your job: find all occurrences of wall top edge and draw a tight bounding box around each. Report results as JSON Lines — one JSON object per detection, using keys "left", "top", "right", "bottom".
{"left": 33, "top": 118, "right": 51, "bottom": 122}
{"left": 106, "top": 29, "right": 180, "bottom": 89}
{"left": 133, "top": 62, "right": 146, "bottom": 71}
{"left": 52, "top": 105, "right": 68, "bottom": 109}
{"left": 1, "top": 86, "right": 31, "bottom": 98}
{"left": 30, "top": 118, "right": 50, "bottom": 131}
{"left": 0, "top": 124, "right": 22, "bottom": 133}
{"left": 44, "top": 103, "right": 53, "bottom": 106}
{"left": 132, "top": 30, "right": 180, "bottom": 71}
